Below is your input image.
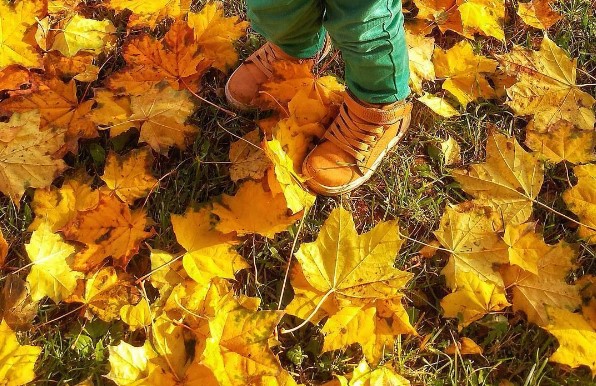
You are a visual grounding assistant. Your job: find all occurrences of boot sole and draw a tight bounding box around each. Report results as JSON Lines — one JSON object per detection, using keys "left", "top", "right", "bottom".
{"left": 304, "top": 117, "right": 411, "bottom": 196}
{"left": 225, "top": 36, "right": 333, "bottom": 111}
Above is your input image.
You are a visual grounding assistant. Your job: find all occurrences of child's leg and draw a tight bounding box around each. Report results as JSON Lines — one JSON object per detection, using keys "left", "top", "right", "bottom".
{"left": 323, "top": 0, "right": 410, "bottom": 104}
{"left": 246, "top": 0, "right": 327, "bottom": 59}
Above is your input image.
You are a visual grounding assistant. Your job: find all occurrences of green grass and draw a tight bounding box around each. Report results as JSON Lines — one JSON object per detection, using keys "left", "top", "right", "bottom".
{"left": 1, "top": 0, "right": 595, "bottom": 384}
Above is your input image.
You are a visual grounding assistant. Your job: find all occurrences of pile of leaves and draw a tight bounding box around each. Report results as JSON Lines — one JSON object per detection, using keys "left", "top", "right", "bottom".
{"left": 0, "top": 0, "right": 594, "bottom": 385}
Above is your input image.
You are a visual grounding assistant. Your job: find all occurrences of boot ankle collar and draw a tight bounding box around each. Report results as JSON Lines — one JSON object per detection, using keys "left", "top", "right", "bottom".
{"left": 344, "top": 92, "right": 412, "bottom": 125}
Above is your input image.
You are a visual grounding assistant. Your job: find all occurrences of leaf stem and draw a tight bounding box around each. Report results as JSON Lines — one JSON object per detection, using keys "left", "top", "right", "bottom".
{"left": 280, "top": 288, "right": 334, "bottom": 334}
{"left": 277, "top": 210, "right": 308, "bottom": 310}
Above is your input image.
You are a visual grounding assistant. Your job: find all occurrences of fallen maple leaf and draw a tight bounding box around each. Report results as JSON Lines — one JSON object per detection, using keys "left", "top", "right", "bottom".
{"left": 0, "top": 0, "right": 45, "bottom": 70}
{"left": 25, "top": 223, "right": 83, "bottom": 303}
{"left": 331, "top": 359, "right": 411, "bottom": 386}
{"left": 405, "top": 27, "right": 436, "bottom": 94}
{"left": 43, "top": 52, "right": 100, "bottom": 82}
{"left": 50, "top": 15, "right": 115, "bottom": 57}
{"left": 563, "top": 164, "right": 596, "bottom": 244}
{"left": 0, "top": 229, "right": 6, "bottom": 267}
{"left": 107, "top": 21, "right": 211, "bottom": 94}
{"left": 501, "top": 239, "right": 580, "bottom": 326}
{"left": 171, "top": 206, "right": 248, "bottom": 284}
{"left": 200, "top": 294, "right": 284, "bottom": 386}
{"left": 101, "top": 147, "right": 158, "bottom": 203}
{"left": 212, "top": 180, "right": 303, "bottom": 238}
{"left": 499, "top": 36, "right": 595, "bottom": 132}
{"left": 545, "top": 307, "right": 596, "bottom": 376}
{"left": 413, "top": 0, "right": 467, "bottom": 37}
{"left": 120, "top": 298, "right": 151, "bottom": 329}
{"left": 417, "top": 93, "right": 460, "bottom": 117}
{"left": 0, "top": 110, "right": 67, "bottom": 205}
{"left": 0, "top": 66, "right": 31, "bottom": 93}
{"left": 458, "top": 0, "right": 505, "bottom": 40}
{"left": 445, "top": 337, "right": 484, "bottom": 355}
{"left": 62, "top": 191, "right": 155, "bottom": 270}
{"left": 517, "top": 0, "right": 561, "bottom": 30}
{"left": 0, "top": 275, "right": 39, "bottom": 331}
{"left": 187, "top": 2, "right": 250, "bottom": 71}
{"left": 127, "top": 84, "right": 199, "bottom": 154}
{"left": 525, "top": 120, "right": 596, "bottom": 164}
{"left": 452, "top": 132, "right": 544, "bottom": 225}
{"left": 0, "top": 320, "right": 42, "bottom": 385}
{"left": 229, "top": 129, "right": 270, "bottom": 182}
{"left": 433, "top": 41, "right": 498, "bottom": 107}
{"left": 106, "top": 0, "right": 191, "bottom": 28}
{"left": 0, "top": 77, "right": 97, "bottom": 152}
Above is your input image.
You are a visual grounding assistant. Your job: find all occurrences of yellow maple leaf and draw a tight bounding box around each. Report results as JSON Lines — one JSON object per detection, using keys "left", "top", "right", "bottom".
{"left": 501, "top": 240, "right": 580, "bottom": 326}
{"left": 120, "top": 298, "right": 152, "bottom": 330}
{"left": 29, "top": 172, "right": 99, "bottom": 232}
{"left": 434, "top": 202, "right": 508, "bottom": 290}
{"left": 187, "top": 2, "right": 249, "bottom": 71}
{"left": 517, "top": 0, "right": 561, "bottom": 30}
{"left": 333, "top": 359, "right": 410, "bottom": 386}
{"left": 441, "top": 270, "right": 509, "bottom": 327}
{"left": 25, "top": 223, "right": 83, "bottom": 303}
{"left": 62, "top": 192, "right": 155, "bottom": 270}
{"left": 44, "top": 52, "right": 100, "bottom": 82}
{"left": 0, "top": 0, "right": 44, "bottom": 70}
{"left": 91, "top": 90, "right": 136, "bottom": 131}
{"left": 413, "top": 0, "right": 467, "bottom": 37}
{"left": 441, "top": 135, "right": 462, "bottom": 166}
{"left": 433, "top": 41, "right": 497, "bottom": 107}
{"left": 445, "top": 337, "right": 484, "bottom": 355}
{"left": 128, "top": 84, "right": 199, "bottom": 154}
{"left": 212, "top": 180, "right": 303, "bottom": 238}
{"left": 171, "top": 206, "right": 248, "bottom": 284}
{"left": 503, "top": 222, "right": 551, "bottom": 274}
{"left": 265, "top": 138, "right": 316, "bottom": 214}
{"left": 228, "top": 129, "right": 271, "bottom": 182}
{"left": 50, "top": 15, "right": 115, "bottom": 57}
{"left": 452, "top": 132, "right": 544, "bottom": 225}
{"left": 563, "top": 164, "right": 596, "bottom": 244}
{"left": 321, "top": 298, "right": 416, "bottom": 363}
{"left": 68, "top": 266, "right": 141, "bottom": 322}
{"left": 405, "top": 28, "right": 436, "bottom": 95}
{"left": 101, "top": 148, "right": 158, "bottom": 203}
{"left": 545, "top": 307, "right": 596, "bottom": 376}
{"left": 458, "top": 0, "right": 505, "bottom": 40}
{"left": 106, "top": 0, "right": 191, "bottom": 28}
{"left": 48, "top": 0, "right": 81, "bottom": 15}
{"left": 0, "top": 110, "right": 67, "bottom": 205}
{"left": 0, "top": 77, "right": 97, "bottom": 152}
{"left": 201, "top": 294, "right": 284, "bottom": 386}
{"left": 0, "top": 66, "right": 31, "bottom": 93}
{"left": 0, "top": 320, "right": 42, "bottom": 385}
{"left": 417, "top": 93, "right": 460, "bottom": 117}
{"left": 107, "top": 21, "right": 211, "bottom": 94}
{"left": 525, "top": 120, "right": 596, "bottom": 164}
{"left": 499, "top": 36, "right": 595, "bottom": 132}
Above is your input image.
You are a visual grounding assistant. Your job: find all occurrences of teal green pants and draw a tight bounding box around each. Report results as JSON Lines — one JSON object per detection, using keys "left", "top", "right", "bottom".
{"left": 246, "top": 0, "right": 410, "bottom": 104}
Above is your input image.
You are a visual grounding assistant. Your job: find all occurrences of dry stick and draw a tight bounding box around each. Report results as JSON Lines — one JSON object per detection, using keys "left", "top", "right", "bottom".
{"left": 180, "top": 78, "right": 249, "bottom": 121}
{"left": 277, "top": 211, "right": 309, "bottom": 311}
{"left": 34, "top": 304, "right": 86, "bottom": 329}
{"left": 134, "top": 252, "right": 184, "bottom": 285}
{"left": 532, "top": 197, "right": 595, "bottom": 231}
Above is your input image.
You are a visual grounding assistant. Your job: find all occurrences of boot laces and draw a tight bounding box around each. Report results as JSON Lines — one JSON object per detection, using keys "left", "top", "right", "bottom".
{"left": 324, "top": 103, "right": 385, "bottom": 163}
{"left": 249, "top": 43, "right": 282, "bottom": 78}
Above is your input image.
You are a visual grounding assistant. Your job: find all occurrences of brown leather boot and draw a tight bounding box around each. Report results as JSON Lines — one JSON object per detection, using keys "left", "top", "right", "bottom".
{"left": 302, "top": 92, "right": 412, "bottom": 196}
{"left": 225, "top": 38, "right": 332, "bottom": 110}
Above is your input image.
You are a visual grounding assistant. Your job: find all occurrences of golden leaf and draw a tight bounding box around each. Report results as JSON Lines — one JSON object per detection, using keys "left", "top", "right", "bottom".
{"left": 445, "top": 337, "right": 483, "bottom": 355}
{"left": 405, "top": 27, "right": 435, "bottom": 94}
{"left": 120, "top": 298, "right": 152, "bottom": 329}
{"left": 545, "top": 307, "right": 596, "bottom": 376}
{"left": 212, "top": 180, "right": 302, "bottom": 238}
{"left": 0, "top": 66, "right": 31, "bottom": 93}
{"left": 517, "top": 0, "right": 561, "bottom": 30}
{"left": 434, "top": 202, "right": 508, "bottom": 290}
{"left": 0, "top": 229, "right": 6, "bottom": 268}
{"left": 334, "top": 359, "right": 410, "bottom": 386}
{"left": 50, "top": 15, "right": 115, "bottom": 57}
{"left": 413, "top": 0, "right": 466, "bottom": 37}
{"left": 0, "top": 110, "right": 67, "bottom": 205}
{"left": 101, "top": 148, "right": 158, "bottom": 203}
{"left": 499, "top": 36, "right": 595, "bottom": 132}
{"left": 458, "top": 0, "right": 505, "bottom": 40}
{"left": 25, "top": 223, "right": 83, "bottom": 303}
{"left": 187, "top": 2, "right": 250, "bottom": 71}
{"left": 107, "top": 21, "right": 210, "bottom": 94}
{"left": 0, "top": 320, "right": 42, "bottom": 385}
{"left": 441, "top": 135, "right": 461, "bottom": 166}
{"left": 62, "top": 192, "right": 155, "bottom": 271}
{"left": 43, "top": 52, "right": 100, "bottom": 82}
{"left": 201, "top": 294, "right": 284, "bottom": 386}
{"left": 171, "top": 206, "right": 248, "bottom": 284}
{"left": 229, "top": 129, "right": 270, "bottom": 182}
{"left": 417, "top": 93, "right": 460, "bottom": 117}
{"left": 563, "top": 164, "right": 596, "bottom": 244}
{"left": 433, "top": 41, "right": 497, "bottom": 107}
{"left": 0, "top": 77, "right": 97, "bottom": 151}
{"left": 0, "top": 0, "right": 44, "bottom": 70}
{"left": 503, "top": 222, "right": 550, "bottom": 274}
{"left": 106, "top": 0, "right": 191, "bottom": 28}
{"left": 525, "top": 120, "right": 596, "bottom": 164}
{"left": 452, "top": 133, "right": 544, "bottom": 225}
{"left": 501, "top": 240, "right": 580, "bottom": 326}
